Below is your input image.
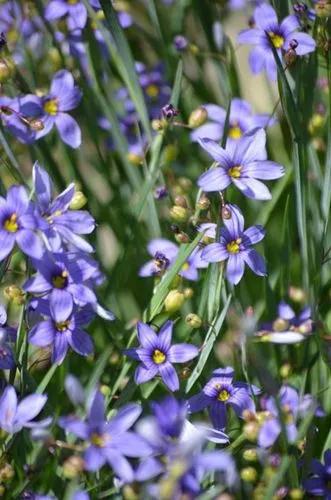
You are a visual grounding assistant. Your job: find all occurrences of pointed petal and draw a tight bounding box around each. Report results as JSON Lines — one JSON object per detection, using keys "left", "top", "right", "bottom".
{"left": 159, "top": 362, "right": 179, "bottom": 391}
{"left": 197, "top": 167, "right": 231, "bottom": 192}
{"left": 16, "top": 394, "right": 47, "bottom": 425}
{"left": 168, "top": 344, "right": 199, "bottom": 363}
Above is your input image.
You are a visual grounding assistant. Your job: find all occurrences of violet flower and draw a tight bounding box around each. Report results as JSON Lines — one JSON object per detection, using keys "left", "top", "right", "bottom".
{"left": 45, "top": 0, "right": 87, "bottom": 31}
{"left": 304, "top": 450, "right": 331, "bottom": 499}
{"left": 198, "top": 128, "right": 284, "bottom": 200}
{"left": 28, "top": 299, "right": 94, "bottom": 365}
{"left": 33, "top": 163, "right": 95, "bottom": 252}
{"left": 201, "top": 204, "right": 266, "bottom": 285}
{"left": 125, "top": 321, "right": 199, "bottom": 391}
{"left": 0, "top": 385, "right": 49, "bottom": 434}
{"left": 19, "top": 70, "right": 82, "bottom": 148}
{"left": 0, "top": 185, "right": 43, "bottom": 261}
{"left": 237, "top": 3, "right": 316, "bottom": 81}
{"left": 188, "top": 367, "right": 259, "bottom": 429}
{"left": 59, "top": 391, "right": 151, "bottom": 482}
{"left": 0, "top": 304, "right": 16, "bottom": 369}
{"left": 191, "top": 98, "right": 274, "bottom": 145}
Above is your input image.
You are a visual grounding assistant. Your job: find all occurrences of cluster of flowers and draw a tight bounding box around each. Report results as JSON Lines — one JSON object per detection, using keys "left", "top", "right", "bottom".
{"left": 1, "top": 163, "right": 113, "bottom": 367}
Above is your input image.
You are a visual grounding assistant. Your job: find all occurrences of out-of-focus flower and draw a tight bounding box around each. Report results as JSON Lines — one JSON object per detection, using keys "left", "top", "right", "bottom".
{"left": 191, "top": 99, "right": 274, "bottom": 144}
{"left": 173, "top": 35, "right": 188, "bottom": 52}
{"left": 198, "top": 128, "right": 284, "bottom": 200}
{"left": 258, "top": 385, "right": 324, "bottom": 448}
{"left": 237, "top": 4, "right": 316, "bottom": 81}
{"left": 19, "top": 70, "right": 82, "bottom": 148}
{"left": 188, "top": 366, "right": 259, "bottom": 429}
{"left": 201, "top": 204, "right": 266, "bottom": 285}
{"left": 303, "top": 449, "right": 331, "bottom": 498}
{"left": 125, "top": 321, "right": 198, "bottom": 391}
{"left": 59, "top": 391, "right": 151, "bottom": 481}
{"left": 0, "top": 185, "right": 43, "bottom": 261}
{"left": 33, "top": 163, "right": 95, "bottom": 252}
{"left": 0, "top": 385, "right": 49, "bottom": 434}
{"left": 256, "top": 300, "right": 313, "bottom": 343}
{"left": 45, "top": 0, "right": 87, "bottom": 31}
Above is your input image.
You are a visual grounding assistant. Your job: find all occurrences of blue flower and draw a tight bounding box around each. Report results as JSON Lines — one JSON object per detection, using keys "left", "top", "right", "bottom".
{"left": 125, "top": 321, "right": 199, "bottom": 391}
{"left": 304, "top": 450, "right": 331, "bottom": 499}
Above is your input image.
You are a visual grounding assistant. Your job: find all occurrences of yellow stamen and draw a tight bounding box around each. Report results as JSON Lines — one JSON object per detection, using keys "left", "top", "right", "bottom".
{"left": 4, "top": 213, "right": 18, "bottom": 233}
{"left": 152, "top": 349, "right": 166, "bottom": 365}
{"left": 226, "top": 238, "right": 242, "bottom": 254}
{"left": 228, "top": 165, "right": 242, "bottom": 178}
{"left": 52, "top": 271, "right": 68, "bottom": 289}
{"left": 145, "top": 84, "right": 159, "bottom": 98}
{"left": 228, "top": 125, "right": 242, "bottom": 140}
{"left": 218, "top": 389, "right": 230, "bottom": 402}
{"left": 181, "top": 262, "right": 190, "bottom": 271}
{"left": 44, "top": 98, "right": 58, "bottom": 116}
{"left": 90, "top": 433, "right": 109, "bottom": 447}
{"left": 67, "top": 0, "right": 79, "bottom": 4}
{"left": 55, "top": 320, "right": 70, "bottom": 332}
{"left": 268, "top": 32, "right": 284, "bottom": 49}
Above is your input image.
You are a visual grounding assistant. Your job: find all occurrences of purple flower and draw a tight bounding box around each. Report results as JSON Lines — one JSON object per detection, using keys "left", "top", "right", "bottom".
{"left": 28, "top": 299, "right": 94, "bottom": 365}
{"left": 0, "top": 304, "right": 16, "bottom": 369}
{"left": 258, "top": 385, "right": 324, "bottom": 448}
{"left": 19, "top": 70, "right": 82, "bottom": 148}
{"left": 125, "top": 321, "right": 199, "bottom": 391}
{"left": 201, "top": 204, "right": 266, "bottom": 285}
{"left": 188, "top": 367, "right": 259, "bottom": 429}
{"left": 139, "top": 238, "right": 207, "bottom": 281}
{"left": 304, "top": 450, "right": 331, "bottom": 499}
{"left": 45, "top": 0, "right": 87, "bottom": 31}
{"left": 59, "top": 391, "right": 151, "bottom": 481}
{"left": 191, "top": 99, "right": 275, "bottom": 145}
{"left": 33, "top": 163, "right": 95, "bottom": 252}
{"left": 198, "top": 128, "right": 284, "bottom": 200}
{"left": 0, "top": 385, "right": 49, "bottom": 434}
{"left": 237, "top": 4, "right": 316, "bottom": 81}
{"left": 0, "top": 185, "right": 43, "bottom": 261}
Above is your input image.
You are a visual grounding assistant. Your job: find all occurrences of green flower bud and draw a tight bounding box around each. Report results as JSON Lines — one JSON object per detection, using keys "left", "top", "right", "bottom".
{"left": 70, "top": 191, "right": 87, "bottom": 210}
{"left": 164, "top": 290, "right": 185, "bottom": 312}
{"left": 185, "top": 313, "right": 202, "bottom": 328}
{"left": 240, "top": 466, "right": 257, "bottom": 483}
{"left": 188, "top": 107, "right": 208, "bottom": 128}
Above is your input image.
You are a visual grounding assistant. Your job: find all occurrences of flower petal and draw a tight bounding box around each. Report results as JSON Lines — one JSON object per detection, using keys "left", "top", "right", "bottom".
{"left": 55, "top": 113, "right": 81, "bottom": 149}
{"left": 243, "top": 160, "right": 284, "bottom": 180}
{"left": 16, "top": 394, "right": 47, "bottom": 426}
{"left": 16, "top": 230, "right": 44, "bottom": 259}
{"left": 233, "top": 178, "right": 272, "bottom": 200}
{"left": 201, "top": 242, "right": 228, "bottom": 263}
{"left": 226, "top": 254, "right": 245, "bottom": 285}
{"left": 198, "top": 138, "right": 232, "bottom": 166}
{"left": 168, "top": 343, "right": 199, "bottom": 363}
{"left": 198, "top": 167, "right": 231, "bottom": 192}
{"left": 242, "top": 249, "right": 266, "bottom": 276}
{"left": 159, "top": 362, "right": 179, "bottom": 391}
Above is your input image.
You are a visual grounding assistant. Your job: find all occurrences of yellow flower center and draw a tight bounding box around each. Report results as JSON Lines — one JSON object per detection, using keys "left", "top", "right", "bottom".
{"left": 268, "top": 32, "right": 284, "bottom": 49}
{"left": 145, "top": 84, "right": 160, "bottom": 98}
{"left": 218, "top": 389, "right": 230, "bottom": 402}
{"left": 44, "top": 98, "right": 59, "bottom": 116}
{"left": 90, "top": 433, "right": 109, "bottom": 447}
{"left": 152, "top": 349, "right": 166, "bottom": 365}
{"left": 52, "top": 271, "right": 68, "bottom": 289}
{"left": 55, "top": 320, "right": 70, "bottom": 332}
{"left": 181, "top": 262, "right": 190, "bottom": 271}
{"left": 226, "top": 238, "right": 241, "bottom": 254}
{"left": 228, "top": 125, "right": 242, "bottom": 140}
{"left": 67, "top": 0, "right": 79, "bottom": 4}
{"left": 228, "top": 165, "right": 242, "bottom": 178}
{"left": 4, "top": 213, "right": 18, "bottom": 233}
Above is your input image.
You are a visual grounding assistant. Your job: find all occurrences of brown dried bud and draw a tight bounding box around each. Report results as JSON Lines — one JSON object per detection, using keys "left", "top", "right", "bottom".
{"left": 28, "top": 118, "right": 44, "bottom": 131}
{"left": 222, "top": 205, "right": 232, "bottom": 220}
{"left": 63, "top": 455, "right": 85, "bottom": 479}
{"left": 174, "top": 231, "right": 190, "bottom": 244}
{"left": 174, "top": 195, "right": 188, "bottom": 208}
{"left": 197, "top": 195, "right": 210, "bottom": 210}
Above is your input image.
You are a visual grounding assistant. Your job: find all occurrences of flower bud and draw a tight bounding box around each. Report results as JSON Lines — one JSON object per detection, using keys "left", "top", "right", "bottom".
{"left": 185, "top": 313, "right": 202, "bottom": 328}
{"left": 127, "top": 152, "right": 143, "bottom": 166}
{"left": 188, "top": 43, "right": 199, "bottom": 55}
{"left": 0, "top": 463, "right": 14, "bottom": 481}
{"left": 243, "top": 421, "right": 259, "bottom": 441}
{"left": 162, "top": 104, "right": 179, "bottom": 120}
{"left": 163, "top": 144, "right": 178, "bottom": 163}
{"left": 4, "top": 285, "right": 25, "bottom": 305}
{"left": 70, "top": 191, "right": 87, "bottom": 210}
{"left": 308, "top": 113, "right": 325, "bottom": 135}
{"left": 62, "top": 455, "right": 84, "bottom": 479}
{"left": 123, "top": 485, "right": 140, "bottom": 500}
{"left": 164, "top": 289, "right": 185, "bottom": 312}
{"left": 197, "top": 195, "right": 210, "bottom": 210}
{"left": 289, "top": 489, "right": 304, "bottom": 500}
{"left": 315, "top": 0, "right": 331, "bottom": 17}
{"left": 178, "top": 177, "right": 193, "bottom": 192}
{"left": 279, "top": 362, "right": 292, "bottom": 379}
{"left": 0, "top": 485, "right": 5, "bottom": 496}
{"left": 243, "top": 448, "right": 258, "bottom": 462}
{"left": 151, "top": 118, "right": 166, "bottom": 131}
{"left": 100, "top": 384, "right": 111, "bottom": 397}
{"left": 240, "top": 466, "right": 257, "bottom": 483}
{"left": 169, "top": 205, "right": 189, "bottom": 223}
{"left": 288, "top": 286, "right": 306, "bottom": 303}
{"left": 173, "top": 35, "right": 188, "bottom": 52}
{"left": 284, "top": 47, "right": 297, "bottom": 66}
{"left": 188, "top": 107, "right": 208, "bottom": 128}
{"left": 174, "top": 195, "right": 188, "bottom": 208}
{"left": 222, "top": 205, "right": 232, "bottom": 220}
{"left": 183, "top": 287, "right": 194, "bottom": 299}
{"left": 272, "top": 318, "right": 289, "bottom": 332}
{"left": 174, "top": 231, "right": 190, "bottom": 244}
{"left": 28, "top": 118, "right": 44, "bottom": 131}
{"left": 0, "top": 58, "right": 14, "bottom": 83}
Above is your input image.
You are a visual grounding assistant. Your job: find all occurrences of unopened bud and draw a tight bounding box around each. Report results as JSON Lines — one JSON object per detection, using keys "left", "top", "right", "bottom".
{"left": 100, "top": 384, "right": 111, "bottom": 397}
{"left": 243, "top": 421, "right": 259, "bottom": 441}
{"left": 63, "top": 455, "right": 84, "bottom": 479}
{"left": 178, "top": 177, "right": 193, "bottom": 192}
{"left": 188, "top": 107, "right": 208, "bottom": 128}
{"left": 284, "top": 48, "right": 297, "bottom": 66}
{"left": 180, "top": 366, "right": 191, "bottom": 379}
{"left": 70, "top": 191, "right": 87, "bottom": 210}
{"left": 0, "top": 463, "right": 14, "bottom": 481}
{"left": 288, "top": 286, "right": 306, "bottom": 303}
{"left": 183, "top": 287, "right": 194, "bottom": 299}
{"left": 127, "top": 152, "right": 143, "bottom": 166}
{"left": 315, "top": 0, "right": 331, "bottom": 17}
{"left": 222, "top": 205, "right": 232, "bottom": 220}
{"left": 188, "top": 43, "right": 199, "bottom": 55}
{"left": 240, "top": 466, "right": 257, "bottom": 482}
{"left": 272, "top": 318, "right": 289, "bottom": 332}
{"left": 123, "top": 485, "right": 140, "bottom": 500}
{"left": 174, "top": 195, "right": 188, "bottom": 208}
{"left": 163, "top": 144, "right": 178, "bottom": 163}
{"left": 243, "top": 449, "right": 258, "bottom": 462}
{"left": 197, "top": 195, "right": 210, "bottom": 210}
{"left": 279, "top": 362, "right": 292, "bottom": 379}
{"left": 28, "top": 118, "right": 44, "bottom": 131}
{"left": 289, "top": 488, "right": 304, "bottom": 500}
{"left": 0, "top": 58, "right": 14, "bottom": 83}
{"left": 152, "top": 118, "right": 166, "bottom": 131}
{"left": 4, "top": 285, "right": 25, "bottom": 305}
{"left": 174, "top": 231, "right": 190, "bottom": 244}
{"left": 308, "top": 113, "right": 325, "bottom": 135}
{"left": 185, "top": 313, "right": 202, "bottom": 328}
{"left": 164, "top": 289, "right": 185, "bottom": 312}
{"left": 169, "top": 205, "right": 189, "bottom": 223}
{"left": 162, "top": 103, "right": 179, "bottom": 120}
